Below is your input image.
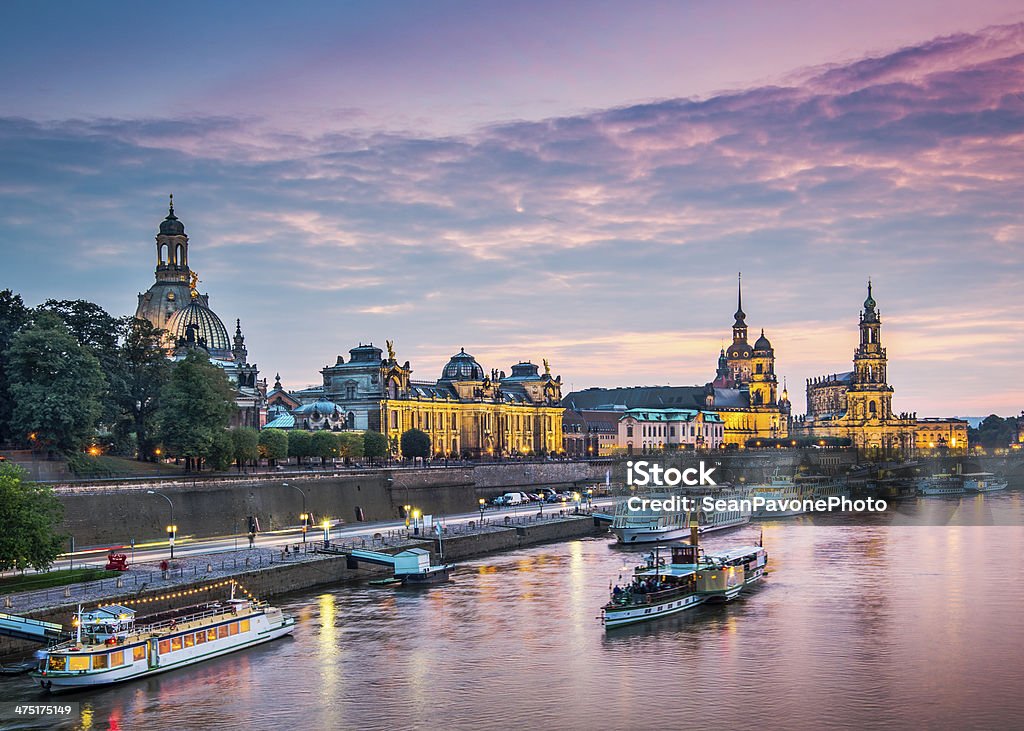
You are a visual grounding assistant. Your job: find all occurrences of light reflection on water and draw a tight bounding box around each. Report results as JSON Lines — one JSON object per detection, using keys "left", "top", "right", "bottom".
{"left": 3, "top": 491, "right": 1024, "bottom": 731}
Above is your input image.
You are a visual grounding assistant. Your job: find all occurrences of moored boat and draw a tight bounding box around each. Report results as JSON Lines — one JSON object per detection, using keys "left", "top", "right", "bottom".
{"left": 31, "top": 582, "right": 294, "bottom": 692}
{"left": 962, "top": 472, "right": 1008, "bottom": 492}
{"left": 611, "top": 489, "right": 750, "bottom": 544}
{"left": 917, "top": 474, "right": 964, "bottom": 496}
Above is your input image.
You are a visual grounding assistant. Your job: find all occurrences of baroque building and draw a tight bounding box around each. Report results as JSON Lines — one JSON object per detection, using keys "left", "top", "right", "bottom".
{"left": 792, "top": 282, "right": 919, "bottom": 455}
{"left": 135, "top": 197, "right": 266, "bottom": 428}
{"left": 272, "top": 342, "right": 564, "bottom": 458}
{"left": 562, "top": 274, "right": 790, "bottom": 448}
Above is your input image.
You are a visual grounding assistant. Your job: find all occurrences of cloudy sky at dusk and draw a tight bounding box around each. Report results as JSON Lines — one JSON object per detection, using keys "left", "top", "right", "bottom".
{"left": 2, "top": 1, "right": 1023, "bottom": 416}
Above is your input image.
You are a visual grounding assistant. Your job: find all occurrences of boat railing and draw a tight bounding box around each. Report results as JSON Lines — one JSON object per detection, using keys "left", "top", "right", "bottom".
{"left": 138, "top": 603, "right": 249, "bottom": 635}
{"left": 610, "top": 585, "right": 692, "bottom": 607}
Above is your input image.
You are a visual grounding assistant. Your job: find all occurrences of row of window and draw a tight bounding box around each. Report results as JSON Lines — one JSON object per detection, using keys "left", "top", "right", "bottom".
{"left": 157, "top": 619, "right": 251, "bottom": 656}
{"left": 627, "top": 423, "right": 723, "bottom": 438}
{"left": 48, "top": 644, "right": 147, "bottom": 672}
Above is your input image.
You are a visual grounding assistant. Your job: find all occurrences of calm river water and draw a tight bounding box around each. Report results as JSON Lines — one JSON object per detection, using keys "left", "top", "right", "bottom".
{"left": 4, "top": 490, "right": 1024, "bottom": 730}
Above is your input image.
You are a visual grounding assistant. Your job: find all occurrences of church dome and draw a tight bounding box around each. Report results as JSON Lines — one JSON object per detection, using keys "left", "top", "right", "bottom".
{"left": 160, "top": 211, "right": 185, "bottom": 236}
{"left": 441, "top": 348, "right": 485, "bottom": 381}
{"left": 165, "top": 300, "right": 231, "bottom": 355}
{"left": 754, "top": 329, "right": 773, "bottom": 352}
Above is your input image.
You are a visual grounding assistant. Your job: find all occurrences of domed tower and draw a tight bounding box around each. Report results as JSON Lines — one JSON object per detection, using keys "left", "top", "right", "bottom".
{"left": 136, "top": 195, "right": 196, "bottom": 330}
{"left": 725, "top": 273, "right": 753, "bottom": 385}
{"left": 749, "top": 329, "right": 778, "bottom": 406}
{"left": 779, "top": 378, "right": 792, "bottom": 416}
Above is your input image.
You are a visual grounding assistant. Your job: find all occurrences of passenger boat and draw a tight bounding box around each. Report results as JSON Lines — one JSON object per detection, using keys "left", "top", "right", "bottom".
{"left": 962, "top": 472, "right": 1008, "bottom": 492}
{"left": 916, "top": 474, "right": 964, "bottom": 496}
{"left": 31, "top": 582, "right": 294, "bottom": 692}
{"left": 602, "top": 532, "right": 767, "bottom": 629}
{"left": 747, "top": 473, "right": 807, "bottom": 518}
{"left": 610, "top": 489, "right": 750, "bottom": 544}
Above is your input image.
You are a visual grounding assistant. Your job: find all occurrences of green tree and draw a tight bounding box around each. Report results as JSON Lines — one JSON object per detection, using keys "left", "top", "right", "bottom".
{"left": 337, "top": 431, "right": 365, "bottom": 461}
{"left": 970, "top": 414, "right": 1016, "bottom": 451}
{"left": 6, "top": 312, "right": 105, "bottom": 452}
{"left": 363, "top": 430, "right": 389, "bottom": 462}
{"left": 0, "top": 463, "right": 66, "bottom": 571}
{"left": 231, "top": 427, "right": 260, "bottom": 472}
{"left": 157, "top": 350, "right": 237, "bottom": 470}
{"left": 288, "top": 430, "right": 313, "bottom": 466}
{"left": 311, "top": 430, "right": 340, "bottom": 465}
{"left": 208, "top": 429, "right": 235, "bottom": 472}
{"left": 38, "top": 300, "right": 124, "bottom": 435}
{"left": 0, "top": 289, "right": 30, "bottom": 444}
{"left": 112, "top": 318, "right": 170, "bottom": 459}
{"left": 400, "top": 428, "right": 431, "bottom": 460}
{"left": 258, "top": 429, "right": 289, "bottom": 465}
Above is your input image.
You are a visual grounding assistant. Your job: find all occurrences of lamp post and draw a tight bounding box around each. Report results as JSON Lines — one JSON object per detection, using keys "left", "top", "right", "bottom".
{"left": 321, "top": 519, "right": 331, "bottom": 547}
{"left": 284, "top": 482, "right": 308, "bottom": 542}
{"left": 478, "top": 497, "right": 486, "bottom": 524}
{"left": 412, "top": 508, "right": 421, "bottom": 535}
{"left": 154, "top": 447, "right": 162, "bottom": 478}
{"left": 146, "top": 490, "right": 175, "bottom": 559}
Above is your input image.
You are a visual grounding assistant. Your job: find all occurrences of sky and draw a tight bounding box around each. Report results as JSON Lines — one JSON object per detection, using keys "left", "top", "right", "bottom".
{"left": 1, "top": 1, "right": 1023, "bottom": 416}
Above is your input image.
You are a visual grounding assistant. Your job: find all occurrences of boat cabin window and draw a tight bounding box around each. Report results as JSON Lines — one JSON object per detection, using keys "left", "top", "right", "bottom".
{"left": 217, "top": 625, "right": 229, "bottom": 639}
{"left": 170, "top": 636, "right": 183, "bottom": 652}
{"left": 228, "top": 622, "right": 239, "bottom": 636}
{"left": 93, "top": 653, "right": 108, "bottom": 670}
{"left": 158, "top": 639, "right": 171, "bottom": 654}
{"left": 68, "top": 655, "right": 90, "bottom": 672}
{"left": 110, "top": 650, "right": 125, "bottom": 667}
{"left": 196, "top": 630, "right": 207, "bottom": 645}
{"left": 240, "top": 619, "right": 250, "bottom": 633}
{"left": 207, "top": 628, "right": 218, "bottom": 642}
{"left": 184, "top": 633, "right": 195, "bottom": 648}
{"left": 48, "top": 655, "right": 67, "bottom": 671}
{"left": 133, "top": 645, "right": 146, "bottom": 661}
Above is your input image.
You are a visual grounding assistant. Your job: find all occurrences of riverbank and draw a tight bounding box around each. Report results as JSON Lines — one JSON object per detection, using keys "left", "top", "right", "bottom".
{"left": 0, "top": 512, "right": 606, "bottom": 660}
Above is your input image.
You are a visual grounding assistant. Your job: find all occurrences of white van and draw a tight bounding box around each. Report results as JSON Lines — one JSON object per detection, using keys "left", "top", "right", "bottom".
{"left": 501, "top": 491, "right": 528, "bottom": 505}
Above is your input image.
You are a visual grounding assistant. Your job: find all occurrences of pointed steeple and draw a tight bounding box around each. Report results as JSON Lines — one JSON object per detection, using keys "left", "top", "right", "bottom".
{"left": 733, "top": 272, "right": 746, "bottom": 326}
{"left": 232, "top": 318, "right": 247, "bottom": 362}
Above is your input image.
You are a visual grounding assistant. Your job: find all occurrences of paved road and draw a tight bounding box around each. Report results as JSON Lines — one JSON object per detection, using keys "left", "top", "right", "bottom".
{"left": 45, "top": 498, "right": 613, "bottom": 571}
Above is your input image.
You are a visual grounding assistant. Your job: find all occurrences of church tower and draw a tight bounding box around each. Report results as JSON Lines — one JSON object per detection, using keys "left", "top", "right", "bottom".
{"left": 846, "top": 280, "right": 893, "bottom": 421}
{"left": 749, "top": 329, "right": 778, "bottom": 407}
{"left": 725, "top": 273, "right": 753, "bottom": 385}
{"left": 136, "top": 195, "right": 197, "bottom": 330}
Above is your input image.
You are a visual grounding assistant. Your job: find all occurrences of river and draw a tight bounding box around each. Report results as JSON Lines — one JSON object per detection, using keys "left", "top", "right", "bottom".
{"left": 4, "top": 490, "right": 1024, "bottom": 730}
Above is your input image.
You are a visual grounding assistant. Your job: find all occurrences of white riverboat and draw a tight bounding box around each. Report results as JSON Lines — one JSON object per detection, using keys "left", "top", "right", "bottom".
{"left": 602, "top": 539, "right": 767, "bottom": 629}
{"left": 962, "top": 472, "right": 1008, "bottom": 492}
{"left": 747, "top": 474, "right": 807, "bottom": 518}
{"left": 31, "top": 583, "right": 294, "bottom": 692}
{"left": 611, "top": 489, "right": 750, "bottom": 544}
{"left": 917, "top": 474, "right": 964, "bottom": 496}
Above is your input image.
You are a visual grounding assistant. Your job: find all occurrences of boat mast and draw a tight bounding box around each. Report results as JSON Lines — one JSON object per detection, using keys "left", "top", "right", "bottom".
{"left": 75, "top": 604, "right": 82, "bottom": 645}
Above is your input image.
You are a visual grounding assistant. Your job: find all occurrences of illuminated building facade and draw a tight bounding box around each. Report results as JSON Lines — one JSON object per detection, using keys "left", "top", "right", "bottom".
{"left": 792, "top": 282, "right": 919, "bottom": 455}
{"left": 286, "top": 343, "right": 564, "bottom": 458}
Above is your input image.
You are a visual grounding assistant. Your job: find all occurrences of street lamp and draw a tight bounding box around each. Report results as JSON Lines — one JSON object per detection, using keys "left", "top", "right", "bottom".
{"left": 321, "top": 519, "right": 331, "bottom": 546}
{"left": 284, "top": 482, "right": 308, "bottom": 542}
{"left": 154, "top": 447, "right": 162, "bottom": 477}
{"left": 412, "top": 508, "right": 422, "bottom": 535}
{"left": 478, "top": 497, "right": 486, "bottom": 524}
{"left": 146, "top": 490, "right": 175, "bottom": 559}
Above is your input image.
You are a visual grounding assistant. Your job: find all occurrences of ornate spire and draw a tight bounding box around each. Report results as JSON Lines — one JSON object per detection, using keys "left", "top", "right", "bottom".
{"left": 169, "top": 193, "right": 174, "bottom": 216}
{"left": 274, "top": 373, "right": 282, "bottom": 390}
{"left": 733, "top": 272, "right": 747, "bottom": 328}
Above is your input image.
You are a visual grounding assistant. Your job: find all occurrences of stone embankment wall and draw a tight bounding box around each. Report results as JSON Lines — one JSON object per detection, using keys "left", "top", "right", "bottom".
{"left": 52, "top": 461, "right": 608, "bottom": 547}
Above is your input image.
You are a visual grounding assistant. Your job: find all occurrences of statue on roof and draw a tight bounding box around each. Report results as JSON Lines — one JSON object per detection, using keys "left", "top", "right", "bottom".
{"left": 189, "top": 271, "right": 200, "bottom": 299}
{"left": 386, "top": 339, "right": 396, "bottom": 361}
{"left": 543, "top": 358, "right": 551, "bottom": 376}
